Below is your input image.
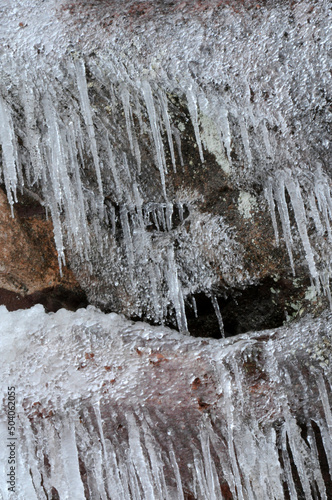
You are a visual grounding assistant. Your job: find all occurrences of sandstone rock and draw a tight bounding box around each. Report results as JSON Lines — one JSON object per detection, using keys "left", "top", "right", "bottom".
{"left": 0, "top": 187, "right": 87, "bottom": 312}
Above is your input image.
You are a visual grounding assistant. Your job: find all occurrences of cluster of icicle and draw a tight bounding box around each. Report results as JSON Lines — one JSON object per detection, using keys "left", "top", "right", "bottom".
{"left": 0, "top": 0, "right": 332, "bottom": 328}
{"left": 0, "top": 305, "right": 331, "bottom": 499}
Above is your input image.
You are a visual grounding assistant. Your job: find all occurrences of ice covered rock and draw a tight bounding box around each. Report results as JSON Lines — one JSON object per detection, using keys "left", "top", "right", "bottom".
{"left": 0, "top": 305, "right": 331, "bottom": 499}
{"left": 0, "top": 0, "right": 331, "bottom": 331}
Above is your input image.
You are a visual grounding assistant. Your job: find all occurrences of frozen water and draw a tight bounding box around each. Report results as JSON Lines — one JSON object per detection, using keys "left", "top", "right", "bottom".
{"left": 0, "top": 1, "right": 331, "bottom": 498}
{"left": 0, "top": 0, "right": 331, "bottom": 326}
{"left": 0, "top": 305, "right": 331, "bottom": 498}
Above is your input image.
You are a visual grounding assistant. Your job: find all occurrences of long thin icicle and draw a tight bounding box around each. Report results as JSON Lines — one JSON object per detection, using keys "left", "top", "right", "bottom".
{"left": 211, "top": 294, "right": 225, "bottom": 338}
{"left": 166, "top": 246, "right": 188, "bottom": 334}
{"left": 141, "top": 80, "right": 167, "bottom": 198}
{"left": 264, "top": 178, "right": 279, "bottom": 245}
{"left": 286, "top": 173, "right": 319, "bottom": 286}
{"left": 158, "top": 89, "right": 176, "bottom": 173}
{"left": 274, "top": 174, "right": 295, "bottom": 274}
{"left": 0, "top": 96, "right": 18, "bottom": 216}
{"left": 186, "top": 86, "right": 204, "bottom": 163}
{"left": 75, "top": 59, "right": 104, "bottom": 200}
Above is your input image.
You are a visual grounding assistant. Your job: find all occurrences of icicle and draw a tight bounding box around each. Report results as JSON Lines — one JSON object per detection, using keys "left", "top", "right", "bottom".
{"left": 286, "top": 173, "right": 319, "bottom": 286}
{"left": 306, "top": 421, "right": 329, "bottom": 500}
{"left": 317, "top": 375, "right": 332, "bottom": 436}
{"left": 148, "top": 262, "right": 163, "bottom": 323}
{"left": 94, "top": 403, "right": 118, "bottom": 499}
{"left": 172, "top": 126, "right": 184, "bottom": 167}
{"left": 44, "top": 188, "right": 65, "bottom": 274}
{"left": 0, "top": 95, "right": 18, "bottom": 216}
{"left": 43, "top": 95, "right": 78, "bottom": 272}
{"left": 141, "top": 80, "right": 167, "bottom": 199}
{"left": 21, "top": 82, "right": 44, "bottom": 185}
{"left": 134, "top": 96, "right": 144, "bottom": 134}
{"left": 238, "top": 115, "right": 252, "bottom": 166}
{"left": 142, "top": 421, "right": 170, "bottom": 500}
{"left": 16, "top": 448, "right": 39, "bottom": 500}
{"left": 18, "top": 414, "right": 45, "bottom": 499}
{"left": 169, "top": 447, "right": 185, "bottom": 500}
{"left": 319, "top": 421, "right": 332, "bottom": 482}
{"left": 127, "top": 413, "right": 155, "bottom": 499}
{"left": 158, "top": 89, "right": 176, "bottom": 173}
{"left": 178, "top": 202, "right": 184, "bottom": 223}
{"left": 274, "top": 174, "right": 295, "bottom": 274}
{"left": 121, "top": 86, "right": 135, "bottom": 154}
{"left": 283, "top": 411, "right": 312, "bottom": 499}
{"left": 210, "top": 294, "right": 225, "bottom": 338}
{"left": 165, "top": 203, "right": 173, "bottom": 231}
{"left": 127, "top": 460, "right": 142, "bottom": 500}
{"left": 223, "top": 376, "right": 246, "bottom": 500}
{"left": 152, "top": 207, "right": 160, "bottom": 231}
{"left": 192, "top": 296, "right": 198, "bottom": 318}
{"left": 58, "top": 128, "right": 83, "bottom": 245}
{"left": 193, "top": 449, "right": 211, "bottom": 499}
{"left": 199, "top": 428, "right": 222, "bottom": 500}
{"left": 60, "top": 419, "right": 86, "bottom": 498}
{"left": 186, "top": 86, "right": 204, "bottom": 163}
{"left": 166, "top": 246, "right": 188, "bottom": 334}
{"left": 105, "top": 132, "right": 122, "bottom": 199}
{"left": 264, "top": 178, "right": 279, "bottom": 245}
{"left": 120, "top": 87, "right": 142, "bottom": 172}
{"left": 81, "top": 413, "right": 109, "bottom": 499}
{"left": 67, "top": 120, "right": 90, "bottom": 257}
{"left": 130, "top": 185, "right": 163, "bottom": 319}
{"left": 74, "top": 59, "right": 104, "bottom": 200}
{"left": 280, "top": 426, "right": 299, "bottom": 500}
{"left": 157, "top": 204, "right": 167, "bottom": 232}
{"left": 43, "top": 419, "right": 69, "bottom": 498}
{"left": 219, "top": 107, "right": 232, "bottom": 163}
{"left": 261, "top": 119, "right": 272, "bottom": 158}
{"left": 314, "top": 170, "right": 332, "bottom": 243}
{"left": 120, "top": 206, "right": 135, "bottom": 271}
{"left": 308, "top": 192, "right": 324, "bottom": 236}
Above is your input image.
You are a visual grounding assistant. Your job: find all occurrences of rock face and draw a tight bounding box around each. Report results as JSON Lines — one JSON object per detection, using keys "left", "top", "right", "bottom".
{"left": 0, "top": 187, "right": 87, "bottom": 312}
{"left": 1, "top": 305, "right": 332, "bottom": 499}
{"left": 0, "top": 1, "right": 331, "bottom": 498}
{"left": 0, "top": 0, "right": 331, "bottom": 334}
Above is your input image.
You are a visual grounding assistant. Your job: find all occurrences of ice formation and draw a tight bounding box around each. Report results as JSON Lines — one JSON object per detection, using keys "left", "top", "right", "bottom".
{"left": 0, "top": 0, "right": 332, "bottom": 330}
{"left": 0, "top": 304, "right": 331, "bottom": 499}
{"left": 0, "top": 2, "right": 331, "bottom": 498}
{"left": 0, "top": 0, "right": 331, "bottom": 328}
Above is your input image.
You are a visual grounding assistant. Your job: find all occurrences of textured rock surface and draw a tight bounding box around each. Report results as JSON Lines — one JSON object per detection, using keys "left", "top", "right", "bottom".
{"left": 0, "top": 187, "right": 87, "bottom": 312}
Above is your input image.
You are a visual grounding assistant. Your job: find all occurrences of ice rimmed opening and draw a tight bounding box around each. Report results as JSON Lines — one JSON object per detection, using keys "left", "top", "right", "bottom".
{"left": 185, "top": 277, "right": 310, "bottom": 339}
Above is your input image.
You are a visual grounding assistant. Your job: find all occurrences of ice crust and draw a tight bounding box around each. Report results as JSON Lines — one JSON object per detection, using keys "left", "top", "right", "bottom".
{"left": 0, "top": 305, "right": 331, "bottom": 499}
{"left": 0, "top": 0, "right": 331, "bottom": 327}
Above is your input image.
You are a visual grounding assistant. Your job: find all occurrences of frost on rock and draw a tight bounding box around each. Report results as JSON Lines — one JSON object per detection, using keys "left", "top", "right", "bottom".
{"left": 0, "top": 305, "right": 331, "bottom": 499}
{"left": 0, "top": 0, "right": 331, "bottom": 324}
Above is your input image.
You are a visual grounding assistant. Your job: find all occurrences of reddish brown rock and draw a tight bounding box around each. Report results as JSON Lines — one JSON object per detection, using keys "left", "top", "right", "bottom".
{"left": 0, "top": 188, "right": 87, "bottom": 311}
